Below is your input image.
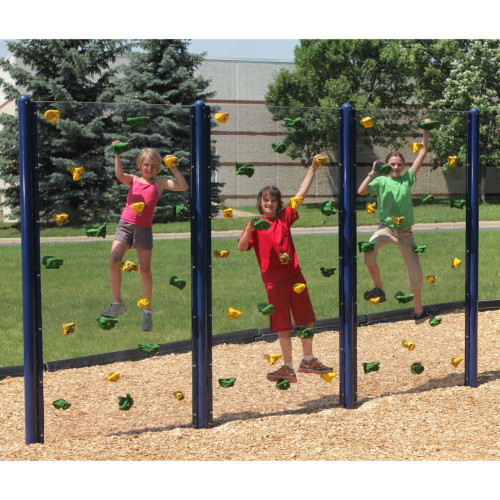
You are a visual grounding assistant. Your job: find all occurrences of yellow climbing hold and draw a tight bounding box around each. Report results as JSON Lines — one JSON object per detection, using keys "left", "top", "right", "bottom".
{"left": 408, "top": 143, "right": 424, "bottom": 154}
{"left": 360, "top": 116, "right": 373, "bottom": 128}
{"left": 264, "top": 353, "right": 283, "bottom": 366}
{"left": 315, "top": 155, "right": 329, "bottom": 166}
{"left": 223, "top": 208, "right": 233, "bottom": 219}
{"left": 215, "top": 112, "right": 229, "bottom": 124}
{"left": 426, "top": 275, "right": 438, "bottom": 284}
{"left": 213, "top": 250, "right": 230, "bottom": 258}
{"left": 60, "top": 322, "right": 75, "bottom": 336}
{"left": 107, "top": 372, "right": 120, "bottom": 382}
{"left": 137, "top": 296, "right": 150, "bottom": 308}
{"left": 53, "top": 213, "right": 69, "bottom": 226}
{"left": 369, "top": 297, "right": 381, "bottom": 305}
{"left": 288, "top": 197, "right": 304, "bottom": 209}
{"left": 173, "top": 391, "right": 185, "bottom": 401}
{"left": 451, "top": 357, "right": 463, "bottom": 367}
{"left": 366, "top": 201, "right": 376, "bottom": 214}
{"left": 293, "top": 283, "right": 306, "bottom": 294}
{"left": 391, "top": 215, "right": 405, "bottom": 227}
{"left": 227, "top": 306, "right": 242, "bottom": 320}
{"left": 67, "top": 166, "right": 85, "bottom": 181}
{"left": 279, "top": 252, "right": 290, "bottom": 265}
{"left": 44, "top": 109, "right": 60, "bottom": 124}
{"left": 163, "top": 155, "right": 178, "bottom": 169}
{"left": 130, "top": 202, "right": 145, "bottom": 216}
{"left": 448, "top": 156, "right": 457, "bottom": 167}
{"left": 451, "top": 258, "right": 462, "bottom": 269}
{"left": 321, "top": 372, "right": 337, "bottom": 383}
{"left": 402, "top": 340, "right": 415, "bottom": 351}
{"left": 118, "top": 260, "right": 138, "bottom": 272}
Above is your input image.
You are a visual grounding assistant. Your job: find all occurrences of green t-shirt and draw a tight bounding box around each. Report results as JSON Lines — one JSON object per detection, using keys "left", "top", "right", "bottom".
{"left": 369, "top": 169, "right": 416, "bottom": 229}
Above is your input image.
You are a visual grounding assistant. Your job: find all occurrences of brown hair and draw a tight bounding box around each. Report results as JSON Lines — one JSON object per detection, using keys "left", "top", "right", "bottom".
{"left": 136, "top": 148, "right": 162, "bottom": 174}
{"left": 385, "top": 151, "right": 406, "bottom": 165}
{"left": 256, "top": 185, "right": 283, "bottom": 215}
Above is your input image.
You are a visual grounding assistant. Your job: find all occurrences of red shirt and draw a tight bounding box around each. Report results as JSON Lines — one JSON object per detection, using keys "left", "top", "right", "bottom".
{"left": 120, "top": 178, "right": 160, "bottom": 228}
{"left": 241, "top": 205, "right": 301, "bottom": 285}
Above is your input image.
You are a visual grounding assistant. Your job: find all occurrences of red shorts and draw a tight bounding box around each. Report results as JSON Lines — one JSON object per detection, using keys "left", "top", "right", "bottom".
{"left": 265, "top": 272, "right": 316, "bottom": 333}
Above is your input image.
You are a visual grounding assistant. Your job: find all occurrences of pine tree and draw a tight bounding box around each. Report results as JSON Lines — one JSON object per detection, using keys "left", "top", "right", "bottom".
{"left": 99, "top": 39, "right": 220, "bottom": 221}
{"left": 0, "top": 39, "right": 130, "bottom": 224}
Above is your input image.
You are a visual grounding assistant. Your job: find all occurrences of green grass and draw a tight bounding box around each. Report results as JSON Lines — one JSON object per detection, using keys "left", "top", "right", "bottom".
{"left": 2, "top": 229, "right": 500, "bottom": 367}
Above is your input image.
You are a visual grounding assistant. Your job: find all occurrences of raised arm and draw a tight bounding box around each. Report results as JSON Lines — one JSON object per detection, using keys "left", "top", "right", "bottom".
{"left": 157, "top": 165, "right": 189, "bottom": 192}
{"left": 112, "top": 140, "right": 134, "bottom": 185}
{"left": 411, "top": 121, "right": 431, "bottom": 177}
{"left": 294, "top": 154, "right": 322, "bottom": 200}
{"left": 358, "top": 162, "right": 377, "bottom": 196}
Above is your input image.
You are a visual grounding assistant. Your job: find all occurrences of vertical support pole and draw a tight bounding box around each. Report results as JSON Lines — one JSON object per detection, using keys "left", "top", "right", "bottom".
{"left": 190, "top": 100, "right": 213, "bottom": 428}
{"left": 19, "top": 94, "right": 44, "bottom": 444}
{"left": 338, "top": 103, "right": 357, "bottom": 408}
{"left": 465, "top": 107, "right": 479, "bottom": 387}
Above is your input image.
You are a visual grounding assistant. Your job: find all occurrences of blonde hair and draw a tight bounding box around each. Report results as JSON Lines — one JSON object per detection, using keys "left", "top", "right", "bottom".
{"left": 137, "top": 148, "right": 162, "bottom": 173}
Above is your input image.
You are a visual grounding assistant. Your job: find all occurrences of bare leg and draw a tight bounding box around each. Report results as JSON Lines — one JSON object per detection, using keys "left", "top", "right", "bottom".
{"left": 136, "top": 249, "right": 153, "bottom": 311}
{"left": 366, "top": 262, "right": 384, "bottom": 290}
{"left": 412, "top": 289, "right": 423, "bottom": 315}
{"left": 110, "top": 240, "right": 128, "bottom": 303}
{"left": 300, "top": 321, "right": 314, "bottom": 356}
{"left": 277, "top": 331, "right": 293, "bottom": 365}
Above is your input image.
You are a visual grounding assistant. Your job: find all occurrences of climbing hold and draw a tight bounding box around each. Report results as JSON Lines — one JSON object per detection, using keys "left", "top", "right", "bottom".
{"left": 450, "top": 199, "right": 466, "bottom": 209}
{"left": 60, "top": 323, "right": 75, "bottom": 336}
{"left": 130, "top": 202, "right": 145, "bottom": 215}
{"left": 215, "top": 112, "right": 229, "bottom": 124}
{"left": 118, "top": 260, "right": 138, "bottom": 272}
{"left": 413, "top": 245, "right": 427, "bottom": 253}
{"left": 97, "top": 317, "right": 118, "bottom": 330}
{"left": 163, "top": 155, "right": 178, "bottom": 169}
{"left": 138, "top": 343, "right": 161, "bottom": 355}
{"left": 369, "top": 297, "right": 381, "bottom": 305}
{"left": 173, "top": 391, "right": 185, "bottom": 401}
{"left": 451, "top": 357, "right": 463, "bottom": 367}
{"left": 213, "top": 250, "right": 230, "bottom": 258}
{"left": 288, "top": 197, "right": 303, "bottom": 210}
{"left": 218, "top": 377, "right": 236, "bottom": 388}
{"left": 86, "top": 222, "right": 107, "bottom": 238}
{"left": 279, "top": 252, "right": 291, "bottom": 265}
{"left": 426, "top": 275, "right": 437, "bottom": 284}
{"left": 44, "top": 109, "right": 60, "bottom": 124}
{"left": 124, "top": 116, "right": 149, "bottom": 128}
{"left": 402, "top": 340, "right": 415, "bottom": 351}
{"left": 410, "top": 362, "right": 425, "bottom": 375}
{"left": 107, "top": 372, "right": 120, "bottom": 382}
{"left": 448, "top": 156, "right": 457, "bottom": 167}
{"left": 117, "top": 392, "right": 134, "bottom": 411}
{"left": 358, "top": 241, "right": 375, "bottom": 253}
{"left": 169, "top": 276, "right": 187, "bottom": 290}
{"left": 111, "top": 142, "right": 129, "bottom": 154}
{"left": 394, "top": 291, "right": 414, "bottom": 304}
{"left": 366, "top": 201, "right": 377, "bottom": 214}
{"left": 235, "top": 164, "right": 254, "bottom": 177}
{"left": 42, "top": 256, "right": 63, "bottom": 269}
{"left": 284, "top": 117, "right": 302, "bottom": 127}
{"left": 52, "top": 399, "right": 71, "bottom": 410}
{"left": 295, "top": 326, "right": 314, "bottom": 339}
{"left": 227, "top": 306, "right": 242, "bottom": 320}
{"left": 374, "top": 162, "right": 392, "bottom": 175}
{"left": 360, "top": 116, "right": 373, "bottom": 128}
{"left": 272, "top": 142, "right": 287, "bottom": 154}
{"left": 320, "top": 266, "right": 336, "bottom": 277}
{"left": 137, "top": 297, "right": 150, "bottom": 308}
{"left": 264, "top": 353, "right": 282, "bottom": 366}
{"left": 409, "top": 143, "right": 424, "bottom": 154}
{"left": 421, "top": 194, "right": 435, "bottom": 204}
{"left": 315, "top": 155, "right": 329, "bottom": 166}
{"left": 451, "top": 258, "right": 462, "bottom": 269}
{"left": 53, "top": 213, "right": 69, "bottom": 227}
{"left": 429, "top": 317, "right": 442, "bottom": 326}
{"left": 67, "top": 166, "right": 85, "bottom": 181}
{"left": 321, "top": 372, "right": 337, "bottom": 383}
{"left": 276, "top": 379, "right": 290, "bottom": 390}
{"left": 292, "top": 283, "right": 306, "bottom": 294}
{"left": 258, "top": 303, "right": 275, "bottom": 316}
{"left": 419, "top": 119, "right": 439, "bottom": 130}
{"left": 174, "top": 204, "right": 186, "bottom": 217}
{"left": 363, "top": 361, "right": 380, "bottom": 374}
{"left": 223, "top": 208, "right": 233, "bottom": 219}
{"left": 252, "top": 218, "right": 271, "bottom": 231}
{"left": 391, "top": 215, "right": 405, "bottom": 227}
{"left": 321, "top": 201, "right": 337, "bottom": 216}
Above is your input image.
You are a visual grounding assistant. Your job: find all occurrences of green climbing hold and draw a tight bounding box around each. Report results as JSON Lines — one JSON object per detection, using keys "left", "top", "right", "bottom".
{"left": 411, "top": 362, "right": 425, "bottom": 375}
{"left": 118, "top": 392, "right": 134, "bottom": 411}
{"left": 252, "top": 218, "right": 271, "bottom": 231}
{"left": 53, "top": 399, "right": 71, "bottom": 410}
{"left": 295, "top": 327, "right": 314, "bottom": 339}
{"left": 320, "top": 266, "right": 337, "bottom": 278}
{"left": 321, "top": 201, "right": 337, "bottom": 216}
{"left": 138, "top": 342, "right": 161, "bottom": 355}
{"left": 257, "top": 303, "right": 275, "bottom": 315}
{"left": 421, "top": 194, "right": 435, "bottom": 204}
{"left": 450, "top": 199, "right": 466, "bottom": 209}
{"left": 363, "top": 361, "right": 380, "bottom": 374}
{"left": 374, "top": 161, "right": 392, "bottom": 175}
{"left": 124, "top": 116, "right": 150, "bottom": 128}
{"left": 111, "top": 142, "right": 129, "bottom": 154}
{"left": 358, "top": 241, "right": 375, "bottom": 253}
{"left": 272, "top": 142, "right": 287, "bottom": 154}
{"left": 97, "top": 317, "right": 118, "bottom": 330}
{"left": 174, "top": 204, "right": 186, "bottom": 217}
{"left": 284, "top": 117, "right": 302, "bottom": 128}
{"left": 42, "top": 256, "right": 64, "bottom": 269}
{"left": 394, "top": 291, "right": 414, "bottom": 304}
{"left": 170, "top": 276, "right": 186, "bottom": 290}
{"left": 419, "top": 119, "right": 439, "bottom": 130}
{"left": 276, "top": 379, "right": 291, "bottom": 390}
{"left": 86, "top": 222, "right": 107, "bottom": 238}
{"left": 218, "top": 377, "right": 236, "bottom": 388}
{"left": 429, "top": 317, "right": 442, "bottom": 327}
{"left": 413, "top": 245, "right": 427, "bottom": 254}
{"left": 235, "top": 164, "right": 255, "bottom": 178}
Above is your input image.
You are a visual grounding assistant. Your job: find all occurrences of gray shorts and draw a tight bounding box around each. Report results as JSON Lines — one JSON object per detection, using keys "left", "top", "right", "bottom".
{"left": 114, "top": 220, "right": 153, "bottom": 250}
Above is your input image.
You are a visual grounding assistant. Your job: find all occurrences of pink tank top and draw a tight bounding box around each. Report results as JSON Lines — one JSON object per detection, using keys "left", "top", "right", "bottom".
{"left": 120, "top": 178, "right": 160, "bottom": 227}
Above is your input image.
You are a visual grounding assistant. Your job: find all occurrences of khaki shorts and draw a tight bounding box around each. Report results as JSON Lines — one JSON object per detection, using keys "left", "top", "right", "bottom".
{"left": 363, "top": 224, "right": 423, "bottom": 291}
{"left": 114, "top": 220, "right": 153, "bottom": 250}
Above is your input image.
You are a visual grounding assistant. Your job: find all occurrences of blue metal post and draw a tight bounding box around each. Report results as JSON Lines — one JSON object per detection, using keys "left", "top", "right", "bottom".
{"left": 19, "top": 94, "right": 44, "bottom": 444}
{"left": 465, "top": 107, "right": 479, "bottom": 387}
{"left": 338, "top": 103, "right": 357, "bottom": 408}
{"left": 190, "top": 100, "right": 213, "bottom": 428}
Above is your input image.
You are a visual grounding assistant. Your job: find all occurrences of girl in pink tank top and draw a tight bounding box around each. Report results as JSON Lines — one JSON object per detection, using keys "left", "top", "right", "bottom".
{"left": 101, "top": 142, "right": 188, "bottom": 332}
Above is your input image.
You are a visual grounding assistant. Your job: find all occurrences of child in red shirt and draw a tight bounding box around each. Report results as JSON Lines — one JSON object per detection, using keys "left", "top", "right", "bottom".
{"left": 238, "top": 154, "right": 333, "bottom": 383}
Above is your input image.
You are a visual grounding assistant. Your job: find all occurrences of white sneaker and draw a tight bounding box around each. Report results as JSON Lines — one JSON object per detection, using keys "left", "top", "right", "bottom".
{"left": 101, "top": 302, "right": 127, "bottom": 318}
{"left": 141, "top": 310, "right": 153, "bottom": 331}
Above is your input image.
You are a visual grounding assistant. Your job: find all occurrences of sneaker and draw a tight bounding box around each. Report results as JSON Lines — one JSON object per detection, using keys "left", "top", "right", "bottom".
{"left": 414, "top": 307, "right": 439, "bottom": 325}
{"left": 298, "top": 357, "right": 333, "bottom": 375}
{"left": 266, "top": 365, "right": 297, "bottom": 383}
{"left": 141, "top": 310, "right": 153, "bottom": 332}
{"left": 101, "top": 302, "right": 127, "bottom": 318}
{"left": 363, "top": 287, "right": 386, "bottom": 303}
